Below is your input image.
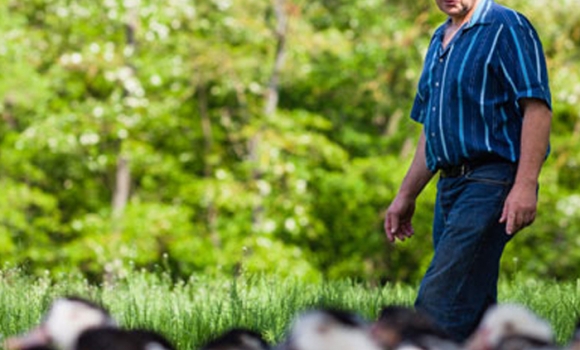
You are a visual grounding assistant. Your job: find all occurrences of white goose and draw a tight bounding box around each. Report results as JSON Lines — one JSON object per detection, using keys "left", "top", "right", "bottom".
{"left": 5, "top": 296, "right": 175, "bottom": 350}
{"left": 564, "top": 319, "right": 580, "bottom": 350}
{"left": 464, "top": 303, "right": 557, "bottom": 350}
{"left": 281, "top": 308, "right": 382, "bottom": 350}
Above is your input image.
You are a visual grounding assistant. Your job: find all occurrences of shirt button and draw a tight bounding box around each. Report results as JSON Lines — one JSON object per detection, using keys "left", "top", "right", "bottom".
{"left": 439, "top": 58, "right": 443, "bottom": 63}
{"left": 431, "top": 133, "right": 436, "bottom": 137}
{"left": 432, "top": 107, "right": 436, "bottom": 112}
{"left": 435, "top": 82, "right": 440, "bottom": 87}
{"left": 437, "top": 157, "right": 442, "bottom": 161}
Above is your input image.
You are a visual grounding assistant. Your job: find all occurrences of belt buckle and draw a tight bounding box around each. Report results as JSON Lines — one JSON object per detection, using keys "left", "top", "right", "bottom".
{"left": 441, "top": 163, "right": 469, "bottom": 178}
{"left": 458, "top": 164, "right": 468, "bottom": 176}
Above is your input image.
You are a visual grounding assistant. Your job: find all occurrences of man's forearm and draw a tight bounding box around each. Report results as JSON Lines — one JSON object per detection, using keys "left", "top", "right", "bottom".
{"left": 515, "top": 99, "right": 552, "bottom": 187}
{"left": 398, "top": 131, "right": 435, "bottom": 200}
{"left": 500, "top": 98, "right": 551, "bottom": 234}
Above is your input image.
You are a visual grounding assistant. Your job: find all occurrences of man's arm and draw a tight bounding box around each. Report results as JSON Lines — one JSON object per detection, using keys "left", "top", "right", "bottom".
{"left": 500, "top": 98, "right": 552, "bottom": 234}
{"left": 384, "top": 131, "right": 435, "bottom": 242}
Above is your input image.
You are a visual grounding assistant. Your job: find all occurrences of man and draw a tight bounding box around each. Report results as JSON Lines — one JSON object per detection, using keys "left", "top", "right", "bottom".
{"left": 384, "top": 0, "right": 552, "bottom": 342}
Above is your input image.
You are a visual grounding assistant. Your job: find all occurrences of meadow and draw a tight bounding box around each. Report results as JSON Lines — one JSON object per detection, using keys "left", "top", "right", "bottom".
{"left": 1, "top": 267, "right": 579, "bottom": 349}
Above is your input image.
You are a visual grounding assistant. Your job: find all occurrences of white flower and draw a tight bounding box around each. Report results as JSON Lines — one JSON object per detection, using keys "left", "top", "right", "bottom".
{"left": 557, "top": 195, "right": 580, "bottom": 217}
{"left": 257, "top": 180, "right": 272, "bottom": 196}
{"left": 150, "top": 75, "right": 162, "bottom": 86}
{"left": 92, "top": 106, "right": 104, "bottom": 118}
{"left": 285, "top": 218, "right": 297, "bottom": 231}
{"left": 79, "top": 132, "right": 100, "bottom": 146}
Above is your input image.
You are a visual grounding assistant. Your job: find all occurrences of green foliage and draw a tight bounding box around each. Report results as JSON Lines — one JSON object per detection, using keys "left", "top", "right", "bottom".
{"left": 0, "top": 0, "right": 579, "bottom": 283}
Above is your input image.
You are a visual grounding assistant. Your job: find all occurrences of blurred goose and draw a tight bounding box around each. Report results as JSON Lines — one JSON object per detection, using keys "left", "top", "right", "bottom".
{"left": 371, "top": 305, "right": 460, "bottom": 350}
{"left": 565, "top": 319, "right": 580, "bottom": 350}
{"left": 5, "top": 296, "right": 116, "bottom": 350}
{"left": 282, "top": 308, "right": 381, "bottom": 350}
{"left": 5, "top": 296, "right": 175, "bottom": 350}
{"left": 5, "top": 346, "right": 54, "bottom": 350}
{"left": 200, "top": 328, "right": 270, "bottom": 350}
{"left": 75, "top": 328, "right": 176, "bottom": 350}
{"left": 464, "top": 303, "right": 557, "bottom": 350}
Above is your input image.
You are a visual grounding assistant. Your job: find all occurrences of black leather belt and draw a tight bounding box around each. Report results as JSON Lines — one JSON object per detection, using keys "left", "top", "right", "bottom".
{"left": 440, "top": 163, "right": 472, "bottom": 178}
{"left": 439, "top": 156, "right": 514, "bottom": 178}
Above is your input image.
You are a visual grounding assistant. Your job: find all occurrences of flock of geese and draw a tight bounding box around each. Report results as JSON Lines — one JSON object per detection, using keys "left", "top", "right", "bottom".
{"left": 4, "top": 296, "right": 580, "bottom": 350}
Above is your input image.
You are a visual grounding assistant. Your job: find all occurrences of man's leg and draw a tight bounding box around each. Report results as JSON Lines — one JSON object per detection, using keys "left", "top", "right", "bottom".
{"left": 415, "top": 163, "right": 516, "bottom": 342}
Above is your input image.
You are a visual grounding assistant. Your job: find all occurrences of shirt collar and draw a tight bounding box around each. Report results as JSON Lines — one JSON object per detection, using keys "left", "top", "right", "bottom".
{"left": 432, "top": 0, "right": 495, "bottom": 45}
{"left": 435, "top": 0, "right": 494, "bottom": 36}
{"left": 465, "top": 0, "right": 494, "bottom": 28}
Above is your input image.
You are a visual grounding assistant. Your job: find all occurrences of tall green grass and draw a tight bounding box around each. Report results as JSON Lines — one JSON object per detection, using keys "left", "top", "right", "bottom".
{"left": 1, "top": 268, "right": 579, "bottom": 349}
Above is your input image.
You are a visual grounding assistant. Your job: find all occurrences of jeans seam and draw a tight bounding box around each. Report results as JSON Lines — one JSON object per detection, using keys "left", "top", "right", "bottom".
{"left": 465, "top": 176, "right": 512, "bottom": 186}
{"left": 464, "top": 163, "right": 517, "bottom": 185}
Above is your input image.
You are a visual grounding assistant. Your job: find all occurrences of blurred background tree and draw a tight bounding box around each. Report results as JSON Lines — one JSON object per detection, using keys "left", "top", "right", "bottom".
{"left": 0, "top": 0, "right": 578, "bottom": 284}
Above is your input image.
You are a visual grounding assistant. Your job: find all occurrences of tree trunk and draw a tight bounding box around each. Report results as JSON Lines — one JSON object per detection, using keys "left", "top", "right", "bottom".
{"left": 197, "top": 83, "right": 220, "bottom": 247}
{"left": 250, "top": 0, "right": 288, "bottom": 230}
{"left": 2, "top": 97, "right": 18, "bottom": 131}
{"left": 264, "top": 0, "right": 288, "bottom": 116}
{"left": 112, "top": 0, "right": 140, "bottom": 218}
{"left": 198, "top": 84, "right": 213, "bottom": 177}
{"left": 112, "top": 156, "right": 131, "bottom": 218}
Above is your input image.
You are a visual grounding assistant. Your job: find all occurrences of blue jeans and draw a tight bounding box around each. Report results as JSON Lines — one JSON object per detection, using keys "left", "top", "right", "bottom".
{"left": 414, "top": 162, "right": 517, "bottom": 342}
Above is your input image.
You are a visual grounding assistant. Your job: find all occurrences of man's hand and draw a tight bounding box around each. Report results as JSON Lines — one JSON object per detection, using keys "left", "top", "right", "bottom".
{"left": 384, "top": 195, "right": 416, "bottom": 243}
{"left": 383, "top": 131, "right": 434, "bottom": 243}
{"left": 499, "top": 181, "right": 538, "bottom": 235}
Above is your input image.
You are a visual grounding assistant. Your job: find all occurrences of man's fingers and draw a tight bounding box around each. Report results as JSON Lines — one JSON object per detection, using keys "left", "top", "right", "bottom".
{"left": 389, "top": 215, "right": 399, "bottom": 234}
{"left": 506, "top": 212, "right": 517, "bottom": 235}
{"left": 527, "top": 212, "right": 536, "bottom": 226}
{"left": 520, "top": 211, "right": 536, "bottom": 231}
{"left": 505, "top": 208, "right": 539, "bottom": 235}
{"left": 384, "top": 213, "right": 414, "bottom": 243}
{"left": 385, "top": 214, "right": 398, "bottom": 242}
{"left": 509, "top": 212, "right": 529, "bottom": 235}
{"left": 499, "top": 204, "right": 508, "bottom": 224}
{"left": 525, "top": 210, "right": 536, "bottom": 225}
{"left": 501, "top": 183, "right": 539, "bottom": 235}
{"left": 391, "top": 222, "right": 413, "bottom": 242}
{"left": 402, "top": 222, "right": 414, "bottom": 237}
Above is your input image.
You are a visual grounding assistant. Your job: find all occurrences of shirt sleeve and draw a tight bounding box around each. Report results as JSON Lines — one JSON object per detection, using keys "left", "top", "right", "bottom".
{"left": 410, "top": 34, "right": 440, "bottom": 124}
{"left": 410, "top": 87, "right": 426, "bottom": 124}
{"left": 497, "top": 15, "right": 552, "bottom": 111}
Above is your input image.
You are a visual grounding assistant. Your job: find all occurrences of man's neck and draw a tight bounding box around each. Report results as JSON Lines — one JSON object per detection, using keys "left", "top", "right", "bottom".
{"left": 449, "top": 0, "right": 482, "bottom": 26}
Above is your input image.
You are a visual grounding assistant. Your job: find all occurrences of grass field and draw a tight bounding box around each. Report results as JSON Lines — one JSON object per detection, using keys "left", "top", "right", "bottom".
{"left": 1, "top": 267, "right": 579, "bottom": 349}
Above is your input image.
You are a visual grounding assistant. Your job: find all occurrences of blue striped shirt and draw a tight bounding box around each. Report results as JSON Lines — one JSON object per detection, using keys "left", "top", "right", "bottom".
{"left": 411, "top": 0, "right": 551, "bottom": 171}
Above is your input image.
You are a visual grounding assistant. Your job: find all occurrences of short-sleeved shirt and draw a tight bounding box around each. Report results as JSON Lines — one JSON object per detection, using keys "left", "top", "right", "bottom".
{"left": 411, "top": 0, "right": 551, "bottom": 172}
